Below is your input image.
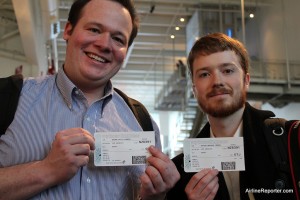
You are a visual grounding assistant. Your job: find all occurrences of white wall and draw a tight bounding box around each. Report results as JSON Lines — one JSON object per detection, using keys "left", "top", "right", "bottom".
{"left": 245, "top": 0, "right": 300, "bottom": 119}
{"left": 0, "top": 57, "right": 33, "bottom": 78}
{"left": 246, "top": 0, "right": 300, "bottom": 61}
{"left": 0, "top": 20, "right": 35, "bottom": 78}
{"left": 262, "top": 102, "right": 300, "bottom": 120}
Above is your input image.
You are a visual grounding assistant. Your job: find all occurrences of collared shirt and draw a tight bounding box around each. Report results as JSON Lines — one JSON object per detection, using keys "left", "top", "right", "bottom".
{"left": 210, "top": 121, "right": 243, "bottom": 200}
{"left": 0, "top": 69, "right": 161, "bottom": 200}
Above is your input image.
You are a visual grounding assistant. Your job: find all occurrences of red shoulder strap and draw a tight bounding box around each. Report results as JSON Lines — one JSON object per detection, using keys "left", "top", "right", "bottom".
{"left": 287, "top": 120, "right": 300, "bottom": 200}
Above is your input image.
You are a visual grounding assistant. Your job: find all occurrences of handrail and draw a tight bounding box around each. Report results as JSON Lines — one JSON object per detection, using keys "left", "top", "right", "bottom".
{"left": 250, "top": 60, "right": 300, "bottom": 83}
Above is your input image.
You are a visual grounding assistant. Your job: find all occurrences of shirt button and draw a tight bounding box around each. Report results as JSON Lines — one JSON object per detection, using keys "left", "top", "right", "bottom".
{"left": 75, "top": 90, "right": 79, "bottom": 95}
{"left": 87, "top": 177, "right": 91, "bottom": 183}
{"left": 86, "top": 117, "right": 90, "bottom": 121}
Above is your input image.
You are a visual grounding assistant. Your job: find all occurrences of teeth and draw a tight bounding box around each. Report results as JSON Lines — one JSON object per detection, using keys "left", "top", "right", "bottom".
{"left": 87, "top": 53, "right": 106, "bottom": 63}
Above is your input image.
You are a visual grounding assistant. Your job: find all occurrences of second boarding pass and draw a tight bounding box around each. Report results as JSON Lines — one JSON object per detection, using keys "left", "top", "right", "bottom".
{"left": 184, "top": 137, "right": 245, "bottom": 172}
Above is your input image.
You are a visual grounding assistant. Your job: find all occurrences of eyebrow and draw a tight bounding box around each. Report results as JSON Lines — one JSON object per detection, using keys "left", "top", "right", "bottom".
{"left": 196, "top": 62, "right": 237, "bottom": 70}
{"left": 86, "top": 22, "right": 128, "bottom": 41}
{"left": 219, "top": 62, "right": 239, "bottom": 68}
{"left": 194, "top": 62, "right": 240, "bottom": 74}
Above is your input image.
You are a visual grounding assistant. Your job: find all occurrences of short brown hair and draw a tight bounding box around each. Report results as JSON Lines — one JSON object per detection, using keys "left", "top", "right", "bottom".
{"left": 68, "top": 0, "right": 139, "bottom": 47}
{"left": 188, "top": 32, "right": 249, "bottom": 77}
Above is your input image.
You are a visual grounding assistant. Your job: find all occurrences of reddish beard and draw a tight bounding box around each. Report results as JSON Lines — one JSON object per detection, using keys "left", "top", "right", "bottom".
{"left": 198, "top": 88, "right": 247, "bottom": 118}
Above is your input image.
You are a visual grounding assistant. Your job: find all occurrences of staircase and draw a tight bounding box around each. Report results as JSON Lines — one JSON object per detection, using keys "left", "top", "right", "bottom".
{"left": 154, "top": 70, "right": 187, "bottom": 111}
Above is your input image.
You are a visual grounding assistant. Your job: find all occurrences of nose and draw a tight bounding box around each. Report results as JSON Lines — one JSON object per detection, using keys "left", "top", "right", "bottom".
{"left": 94, "top": 32, "right": 112, "bottom": 52}
{"left": 212, "top": 71, "right": 224, "bottom": 88}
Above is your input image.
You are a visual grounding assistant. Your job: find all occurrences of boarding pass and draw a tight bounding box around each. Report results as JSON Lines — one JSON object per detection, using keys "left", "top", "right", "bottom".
{"left": 94, "top": 131, "right": 155, "bottom": 166}
{"left": 184, "top": 137, "right": 245, "bottom": 172}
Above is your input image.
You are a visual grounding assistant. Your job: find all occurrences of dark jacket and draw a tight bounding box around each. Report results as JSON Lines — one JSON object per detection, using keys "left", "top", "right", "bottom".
{"left": 167, "top": 102, "right": 296, "bottom": 200}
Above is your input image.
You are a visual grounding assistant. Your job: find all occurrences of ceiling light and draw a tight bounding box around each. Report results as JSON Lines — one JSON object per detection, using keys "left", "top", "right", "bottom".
{"left": 170, "top": 35, "right": 175, "bottom": 39}
{"left": 175, "top": 26, "right": 180, "bottom": 31}
{"left": 249, "top": 13, "right": 254, "bottom": 18}
{"left": 180, "top": 18, "right": 185, "bottom": 22}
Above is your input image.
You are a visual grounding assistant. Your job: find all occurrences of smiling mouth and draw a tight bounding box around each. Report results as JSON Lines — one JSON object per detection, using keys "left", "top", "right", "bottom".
{"left": 86, "top": 52, "right": 108, "bottom": 63}
{"left": 208, "top": 89, "right": 231, "bottom": 98}
{"left": 210, "top": 93, "right": 228, "bottom": 98}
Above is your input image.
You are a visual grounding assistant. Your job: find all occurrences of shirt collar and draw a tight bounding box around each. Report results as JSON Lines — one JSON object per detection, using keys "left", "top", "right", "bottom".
{"left": 210, "top": 120, "right": 243, "bottom": 138}
{"left": 56, "top": 67, "right": 114, "bottom": 109}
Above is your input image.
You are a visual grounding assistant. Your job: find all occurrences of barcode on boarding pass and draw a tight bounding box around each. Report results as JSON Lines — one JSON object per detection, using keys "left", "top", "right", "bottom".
{"left": 221, "top": 161, "right": 236, "bottom": 170}
{"left": 132, "top": 156, "right": 146, "bottom": 164}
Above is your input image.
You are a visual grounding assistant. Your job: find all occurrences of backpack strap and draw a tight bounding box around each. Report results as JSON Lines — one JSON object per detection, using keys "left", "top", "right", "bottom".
{"left": 263, "top": 118, "right": 291, "bottom": 189}
{"left": 287, "top": 120, "right": 300, "bottom": 199}
{"left": 0, "top": 74, "right": 23, "bottom": 135}
{"left": 114, "top": 88, "right": 153, "bottom": 131}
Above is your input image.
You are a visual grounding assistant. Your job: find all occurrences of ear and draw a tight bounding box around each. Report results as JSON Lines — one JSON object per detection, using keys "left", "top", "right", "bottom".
{"left": 63, "top": 22, "right": 73, "bottom": 41}
{"left": 244, "top": 73, "right": 250, "bottom": 90}
{"left": 192, "top": 84, "right": 197, "bottom": 98}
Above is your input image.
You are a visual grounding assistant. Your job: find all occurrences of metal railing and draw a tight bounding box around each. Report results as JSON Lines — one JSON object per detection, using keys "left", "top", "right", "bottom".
{"left": 250, "top": 60, "right": 300, "bottom": 84}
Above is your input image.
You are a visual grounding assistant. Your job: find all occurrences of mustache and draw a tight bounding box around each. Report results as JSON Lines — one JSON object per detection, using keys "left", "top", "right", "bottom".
{"left": 207, "top": 87, "right": 232, "bottom": 97}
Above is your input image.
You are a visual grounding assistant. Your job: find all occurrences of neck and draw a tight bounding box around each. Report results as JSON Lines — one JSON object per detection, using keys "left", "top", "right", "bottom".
{"left": 208, "top": 106, "right": 245, "bottom": 137}
{"left": 78, "top": 83, "right": 106, "bottom": 106}
{"left": 62, "top": 67, "right": 107, "bottom": 105}
{"left": 84, "top": 89, "right": 104, "bottom": 106}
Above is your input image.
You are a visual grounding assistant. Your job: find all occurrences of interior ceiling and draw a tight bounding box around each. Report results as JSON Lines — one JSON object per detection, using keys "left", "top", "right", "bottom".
{"left": 0, "top": 0, "right": 271, "bottom": 112}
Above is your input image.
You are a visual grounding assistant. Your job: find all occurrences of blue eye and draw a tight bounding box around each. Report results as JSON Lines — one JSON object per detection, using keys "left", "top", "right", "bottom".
{"left": 113, "top": 37, "right": 124, "bottom": 44}
{"left": 89, "top": 28, "right": 100, "bottom": 33}
{"left": 223, "top": 68, "right": 234, "bottom": 74}
{"left": 199, "top": 72, "right": 210, "bottom": 78}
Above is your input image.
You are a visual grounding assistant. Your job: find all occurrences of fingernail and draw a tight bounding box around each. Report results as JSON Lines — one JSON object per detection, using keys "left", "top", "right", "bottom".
{"left": 149, "top": 145, "right": 155, "bottom": 150}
